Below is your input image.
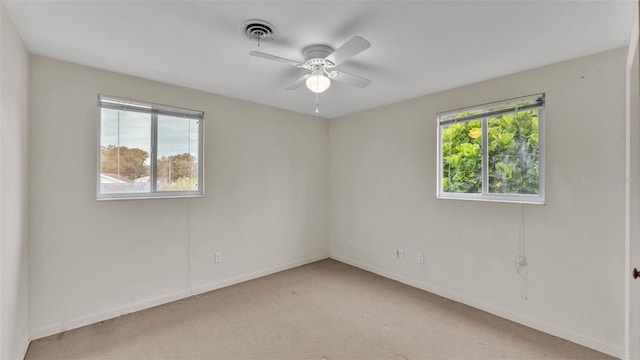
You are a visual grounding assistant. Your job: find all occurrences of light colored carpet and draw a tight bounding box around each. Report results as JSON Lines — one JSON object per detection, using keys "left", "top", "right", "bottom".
{"left": 25, "top": 259, "right": 614, "bottom": 360}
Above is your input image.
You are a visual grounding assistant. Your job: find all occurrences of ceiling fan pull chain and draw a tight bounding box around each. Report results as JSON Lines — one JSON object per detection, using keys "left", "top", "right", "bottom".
{"left": 315, "top": 93, "right": 320, "bottom": 114}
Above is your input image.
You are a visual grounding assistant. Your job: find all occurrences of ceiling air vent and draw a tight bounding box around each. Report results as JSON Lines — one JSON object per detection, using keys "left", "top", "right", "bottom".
{"left": 243, "top": 19, "right": 275, "bottom": 46}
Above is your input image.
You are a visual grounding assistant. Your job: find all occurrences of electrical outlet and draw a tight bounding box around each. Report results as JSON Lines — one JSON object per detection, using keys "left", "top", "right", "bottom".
{"left": 418, "top": 251, "right": 425, "bottom": 264}
{"left": 215, "top": 252, "right": 222, "bottom": 264}
{"left": 395, "top": 248, "right": 404, "bottom": 259}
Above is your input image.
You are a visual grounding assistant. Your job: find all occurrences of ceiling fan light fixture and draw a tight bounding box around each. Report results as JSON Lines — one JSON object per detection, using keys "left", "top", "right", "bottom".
{"left": 250, "top": 35, "right": 372, "bottom": 102}
{"left": 306, "top": 74, "right": 331, "bottom": 93}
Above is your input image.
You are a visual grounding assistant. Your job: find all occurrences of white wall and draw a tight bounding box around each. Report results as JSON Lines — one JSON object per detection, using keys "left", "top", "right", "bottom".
{"left": 21, "top": 32, "right": 630, "bottom": 359}
{"left": 0, "top": 1, "right": 30, "bottom": 359}
{"left": 28, "top": 56, "right": 329, "bottom": 338}
{"left": 629, "top": 49, "right": 640, "bottom": 359}
{"left": 627, "top": 13, "right": 640, "bottom": 358}
{"left": 330, "top": 48, "right": 627, "bottom": 357}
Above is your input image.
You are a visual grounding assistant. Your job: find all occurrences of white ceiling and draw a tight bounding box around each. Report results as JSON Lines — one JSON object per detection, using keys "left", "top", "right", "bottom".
{"left": 4, "top": 0, "right": 635, "bottom": 119}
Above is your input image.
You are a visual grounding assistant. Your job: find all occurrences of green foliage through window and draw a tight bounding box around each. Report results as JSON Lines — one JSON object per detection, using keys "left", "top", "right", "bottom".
{"left": 488, "top": 111, "right": 539, "bottom": 194}
{"left": 441, "top": 119, "right": 482, "bottom": 193}
{"left": 438, "top": 94, "right": 544, "bottom": 204}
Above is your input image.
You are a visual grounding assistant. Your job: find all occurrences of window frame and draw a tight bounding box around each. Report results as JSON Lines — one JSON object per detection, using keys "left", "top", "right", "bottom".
{"left": 97, "top": 95, "right": 204, "bottom": 200}
{"left": 436, "top": 94, "right": 545, "bottom": 205}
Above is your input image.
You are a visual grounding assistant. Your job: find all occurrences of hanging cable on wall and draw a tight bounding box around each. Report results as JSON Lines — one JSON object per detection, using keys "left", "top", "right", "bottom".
{"left": 515, "top": 204, "right": 528, "bottom": 300}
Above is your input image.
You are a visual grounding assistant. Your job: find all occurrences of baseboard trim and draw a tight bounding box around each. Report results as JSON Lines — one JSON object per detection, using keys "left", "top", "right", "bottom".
{"left": 190, "top": 254, "right": 329, "bottom": 296}
{"left": 29, "top": 254, "right": 329, "bottom": 341}
{"left": 29, "top": 289, "right": 192, "bottom": 340}
{"left": 329, "top": 254, "right": 621, "bottom": 358}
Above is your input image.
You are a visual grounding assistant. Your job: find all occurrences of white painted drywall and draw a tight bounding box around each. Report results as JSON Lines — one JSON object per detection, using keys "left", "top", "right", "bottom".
{"left": 329, "top": 48, "right": 627, "bottom": 357}
{"left": 22, "top": 35, "right": 630, "bottom": 358}
{"left": 626, "top": 15, "right": 640, "bottom": 358}
{"left": 0, "top": 1, "right": 30, "bottom": 359}
{"left": 628, "top": 51, "right": 640, "bottom": 360}
{"left": 28, "top": 56, "right": 329, "bottom": 338}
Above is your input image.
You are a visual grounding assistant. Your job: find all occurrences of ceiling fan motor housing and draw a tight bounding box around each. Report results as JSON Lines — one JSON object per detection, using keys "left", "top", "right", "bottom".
{"left": 248, "top": 35, "right": 372, "bottom": 94}
{"left": 303, "top": 45, "right": 335, "bottom": 67}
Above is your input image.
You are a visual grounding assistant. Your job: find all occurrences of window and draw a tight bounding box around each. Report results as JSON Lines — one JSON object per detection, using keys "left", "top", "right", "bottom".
{"left": 437, "top": 94, "right": 544, "bottom": 204}
{"left": 98, "top": 96, "right": 204, "bottom": 200}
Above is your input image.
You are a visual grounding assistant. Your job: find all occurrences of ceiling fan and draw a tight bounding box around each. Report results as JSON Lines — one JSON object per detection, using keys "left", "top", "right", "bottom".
{"left": 249, "top": 36, "right": 372, "bottom": 94}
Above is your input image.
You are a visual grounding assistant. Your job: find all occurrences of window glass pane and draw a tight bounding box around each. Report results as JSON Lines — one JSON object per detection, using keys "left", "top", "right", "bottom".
{"left": 100, "top": 108, "right": 151, "bottom": 194}
{"left": 441, "top": 119, "right": 482, "bottom": 193}
{"left": 157, "top": 115, "right": 199, "bottom": 192}
{"left": 437, "top": 94, "right": 543, "bottom": 204}
{"left": 488, "top": 109, "right": 539, "bottom": 194}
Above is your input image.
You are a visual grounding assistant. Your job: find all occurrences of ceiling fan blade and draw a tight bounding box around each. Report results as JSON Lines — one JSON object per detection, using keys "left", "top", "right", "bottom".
{"left": 331, "top": 70, "right": 372, "bottom": 88}
{"left": 325, "top": 36, "right": 371, "bottom": 66}
{"left": 285, "top": 74, "right": 311, "bottom": 90}
{"left": 250, "top": 51, "right": 302, "bottom": 67}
